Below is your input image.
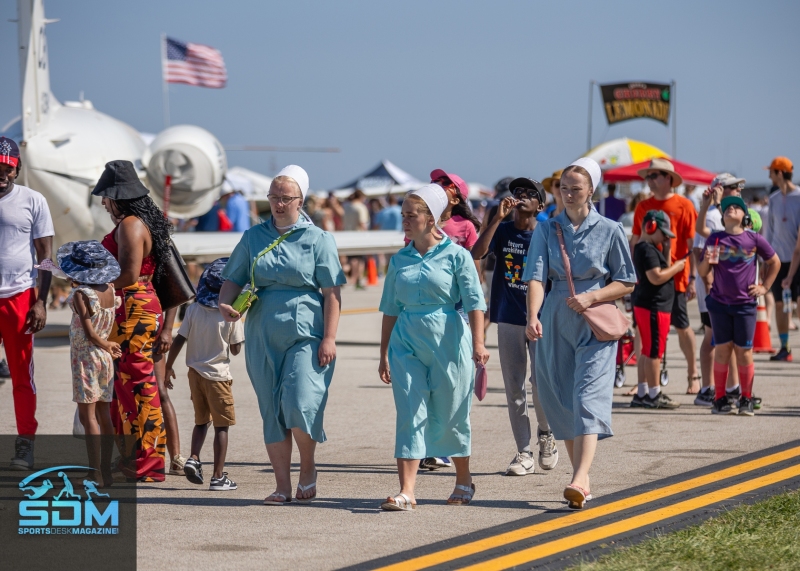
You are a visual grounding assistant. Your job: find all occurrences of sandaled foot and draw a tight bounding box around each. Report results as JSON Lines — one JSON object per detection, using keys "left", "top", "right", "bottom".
{"left": 263, "top": 491, "right": 292, "bottom": 506}
{"left": 564, "top": 484, "right": 593, "bottom": 509}
{"left": 447, "top": 482, "right": 475, "bottom": 506}
{"left": 686, "top": 376, "right": 701, "bottom": 395}
{"left": 296, "top": 481, "right": 317, "bottom": 504}
{"left": 622, "top": 386, "right": 637, "bottom": 396}
{"left": 381, "top": 493, "right": 416, "bottom": 511}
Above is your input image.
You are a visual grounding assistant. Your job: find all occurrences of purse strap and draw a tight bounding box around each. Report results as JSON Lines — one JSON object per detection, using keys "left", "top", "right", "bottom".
{"left": 554, "top": 223, "right": 577, "bottom": 298}
{"left": 248, "top": 229, "right": 297, "bottom": 289}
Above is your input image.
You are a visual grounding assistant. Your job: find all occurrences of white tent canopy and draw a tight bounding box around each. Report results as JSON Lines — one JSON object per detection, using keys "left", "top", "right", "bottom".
{"left": 330, "top": 160, "right": 424, "bottom": 198}
{"left": 225, "top": 166, "right": 272, "bottom": 201}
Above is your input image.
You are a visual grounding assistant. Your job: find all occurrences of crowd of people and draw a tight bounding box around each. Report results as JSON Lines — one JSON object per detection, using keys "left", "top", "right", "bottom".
{"left": 1, "top": 131, "right": 798, "bottom": 511}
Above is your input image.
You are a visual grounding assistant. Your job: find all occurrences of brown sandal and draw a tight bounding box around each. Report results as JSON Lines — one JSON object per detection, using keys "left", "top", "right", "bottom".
{"left": 686, "top": 375, "right": 701, "bottom": 394}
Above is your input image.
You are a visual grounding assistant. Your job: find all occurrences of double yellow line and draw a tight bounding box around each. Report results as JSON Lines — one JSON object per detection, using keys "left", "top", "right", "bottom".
{"left": 375, "top": 446, "right": 800, "bottom": 571}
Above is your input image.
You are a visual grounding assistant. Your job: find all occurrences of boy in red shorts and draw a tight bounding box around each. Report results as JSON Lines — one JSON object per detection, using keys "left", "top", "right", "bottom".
{"left": 631, "top": 211, "right": 686, "bottom": 409}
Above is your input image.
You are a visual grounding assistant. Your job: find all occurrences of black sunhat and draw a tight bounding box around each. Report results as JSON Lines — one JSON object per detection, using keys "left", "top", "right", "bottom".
{"left": 91, "top": 160, "right": 150, "bottom": 200}
{"left": 57, "top": 240, "right": 121, "bottom": 285}
{"left": 195, "top": 258, "right": 229, "bottom": 309}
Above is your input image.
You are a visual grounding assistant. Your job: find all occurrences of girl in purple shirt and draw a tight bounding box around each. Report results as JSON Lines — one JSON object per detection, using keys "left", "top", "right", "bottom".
{"left": 698, "top": 196, "right": 780, "bottom": 416}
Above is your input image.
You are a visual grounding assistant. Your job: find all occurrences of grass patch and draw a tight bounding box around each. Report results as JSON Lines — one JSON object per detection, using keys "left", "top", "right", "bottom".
{"left": 570, "top": 488, "right": 800, "bottom": 571}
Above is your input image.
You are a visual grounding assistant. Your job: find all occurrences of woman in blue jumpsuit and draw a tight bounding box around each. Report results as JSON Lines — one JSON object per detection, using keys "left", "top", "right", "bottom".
{"left": 523, "top": 158, "right": 635, "bottom": 509}
{"left": 219, "top": 165, "right": 345, "bottom": 506}
{"left": 378, "top": 185, "right": 489, "bottom": 511}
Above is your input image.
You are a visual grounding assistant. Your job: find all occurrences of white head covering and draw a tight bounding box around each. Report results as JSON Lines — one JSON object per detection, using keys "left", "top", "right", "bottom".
{"left": 409, "top": 184, "right": 449, "bottom": 226}
{"left": 568, "top": 157, "right": 602, "bottom": 191}
{"left": 275, "top": 165, "right": 310, "bottom": 198}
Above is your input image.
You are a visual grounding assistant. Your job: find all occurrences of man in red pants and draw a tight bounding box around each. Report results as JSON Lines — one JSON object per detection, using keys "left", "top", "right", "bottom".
{"left": 0, "top": 137, "right": 53, "bottom": 470}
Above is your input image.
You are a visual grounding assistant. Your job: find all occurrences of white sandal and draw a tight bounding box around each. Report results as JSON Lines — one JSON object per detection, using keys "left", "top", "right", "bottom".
{"left": 381, "top": 493, "right": 417, "bottom": 511}
{"left": 263, "top": 492, "right": 291, "bottom": 506}
{"left": 295, "top": 481, "right": 317, "bottom": 504}
{"left": 447, "top": 483, "right": 475, "bottom": 505}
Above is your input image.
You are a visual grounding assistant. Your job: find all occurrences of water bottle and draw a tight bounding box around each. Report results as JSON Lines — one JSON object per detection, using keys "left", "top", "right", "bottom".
{"left": 783, "top": 287, "right": 792, "bottom": 313}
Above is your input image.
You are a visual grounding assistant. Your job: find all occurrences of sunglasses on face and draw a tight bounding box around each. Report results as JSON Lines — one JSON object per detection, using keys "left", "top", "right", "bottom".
{"left": 645, "top": 171, "right": 667, "bottom": 180}
{"left": 723, "top": 184, "right": 740, "bottom": 191}
{"left": 512, "top": 188, "right": 538, "bottom": 200}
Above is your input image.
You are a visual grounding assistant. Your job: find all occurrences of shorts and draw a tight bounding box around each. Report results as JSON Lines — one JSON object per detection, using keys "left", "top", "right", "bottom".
{"left": 771, "top": 262, "right": 800, "bottom": 300}
{"left": 706, "top": 296, "right": 757, "bottom": 348}
{"left": 670, "top": 293, "right": 690, "bottom": 330}
{"left": 700, "top": 311, "right": 711, "bottom": 329}
{"left": 188, "top": 368, "right": 236, "bottom": 427}
{"left": 633, "top": 306, "right": 670, "bottom": 359}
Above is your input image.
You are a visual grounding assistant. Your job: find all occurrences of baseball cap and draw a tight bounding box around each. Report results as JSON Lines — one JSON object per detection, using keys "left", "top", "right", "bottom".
{"left": 720, "top": 195, "right": 748, "bottom": 214}
{"left": 643, "top": 210, "right": 675, "bottom": 238}
{"left": 508, "top": 177, "right": 545, "bottom": 204}
{"left": 711, "top": 173, "right": 746, "bottom": 188}
{"left": 0, "top": 136, "right": 20, "bottom": 167}
{"left": 430, "top": 169, "right": 469, "bottom": 198}
{"left": 748, "top": 208, "right": 762, "bottom": 232}
{"left": 764, "top": 157, "right": 793, "bottom": 172}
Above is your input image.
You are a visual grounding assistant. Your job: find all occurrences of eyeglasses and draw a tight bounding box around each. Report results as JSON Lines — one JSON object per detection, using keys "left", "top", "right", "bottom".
{"left": 645, "top": 172, "right": 667, "bottom": 180}
{"left": 267, "top": 195, "right": 303, "bottom": 205}
{"left": 512, "top": 188, "right": 539, "bottom": 201}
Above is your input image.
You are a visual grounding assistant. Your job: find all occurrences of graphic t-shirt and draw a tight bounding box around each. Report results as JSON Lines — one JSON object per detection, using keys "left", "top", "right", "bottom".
{"left": 488, "top": 222, "right": 533, "bottom": 325}
{"left": 702, "top": 230, "right": 776, "bottom": 306}
{"left": 633, "top": 194, "right": 696, "bottom": 292}
{"left": 0, "top": 184, "right": 55, "bottom": 298}
{"left": 632, "top": 241, "right": 674, "bottom": 313}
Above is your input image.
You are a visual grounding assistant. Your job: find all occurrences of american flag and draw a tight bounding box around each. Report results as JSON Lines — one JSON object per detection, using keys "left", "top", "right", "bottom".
{"left": 163, "top": 37, "right": 227, "bottom": 88}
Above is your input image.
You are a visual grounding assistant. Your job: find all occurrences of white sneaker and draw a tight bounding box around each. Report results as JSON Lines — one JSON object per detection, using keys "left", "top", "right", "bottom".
{"left": 505, "top": 451, "right": 536, "bottom": 476}
{"left": 169, "top": 454, "right": 187, "bottom": 475}
{"left": 537, "top": 430, "right": 559, "bottom": 470}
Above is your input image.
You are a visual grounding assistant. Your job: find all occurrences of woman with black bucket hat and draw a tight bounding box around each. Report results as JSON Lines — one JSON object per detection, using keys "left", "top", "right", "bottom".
{"left": 92, "top": 160, "right": 173, "bottom": 482}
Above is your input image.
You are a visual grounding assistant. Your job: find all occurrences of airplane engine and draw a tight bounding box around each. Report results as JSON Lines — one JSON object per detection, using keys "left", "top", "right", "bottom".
{"left": 142, "top": 125, "right": 227, "bottom": 219}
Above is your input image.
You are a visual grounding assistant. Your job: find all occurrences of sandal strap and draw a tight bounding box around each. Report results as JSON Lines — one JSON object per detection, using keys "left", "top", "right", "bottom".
{"left": 395, "top": 493, "right": 411, "bottom": 507}
{"left": 266, "top": 492, "right": 287, "bottom": 502}
{"left": 454, "top": 484, "right": 473, "bottom": 494}
{"left": 297, "top": 482, "right": 317, "bottom": 493}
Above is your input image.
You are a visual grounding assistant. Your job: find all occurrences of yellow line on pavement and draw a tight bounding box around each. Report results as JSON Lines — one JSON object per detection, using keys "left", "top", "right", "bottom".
{"left": 341, "top": 307, "right": 379, "bottom": 315}
{"left": 463, "top": 464, "right": 800, "bottom": 570}
{"left": 374, "top": 446, "right": 800, "bottom": 571}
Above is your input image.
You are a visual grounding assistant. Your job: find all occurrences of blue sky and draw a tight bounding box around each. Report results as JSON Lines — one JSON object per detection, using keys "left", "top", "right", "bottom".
{"left": 2, "top": 0, "right": 798, "bottom": 190}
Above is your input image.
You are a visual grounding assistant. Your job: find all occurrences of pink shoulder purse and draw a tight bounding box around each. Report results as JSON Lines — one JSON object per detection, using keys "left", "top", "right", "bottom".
{"left": 554, "top": 223, "right": 629, "bottom": 342}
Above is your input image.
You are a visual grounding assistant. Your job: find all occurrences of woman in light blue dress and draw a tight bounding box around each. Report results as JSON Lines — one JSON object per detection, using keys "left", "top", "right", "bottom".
{"left": 378, "top": 184, "right": 489, "bottom": 511}
{"left": 523, "top": 158, "right": 635, "bottom": 509}
{"left": 219, "top": 165, "right": 346, "bottom": 506}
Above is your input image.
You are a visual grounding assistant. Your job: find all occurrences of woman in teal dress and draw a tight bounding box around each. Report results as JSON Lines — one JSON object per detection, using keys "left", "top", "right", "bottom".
{"left": 378, "top": 184, "right": 489, "bottom": 511}
{"left": 523, "top": 158, "right": 635, "bottom": 509}
{"left": 219, "top": 165, "right": 345, "bottom": 506}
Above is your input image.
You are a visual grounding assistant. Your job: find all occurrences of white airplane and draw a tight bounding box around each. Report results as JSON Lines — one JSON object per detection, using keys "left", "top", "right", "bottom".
{"left": 4, "top": 0, "right": 405, "bottom": 259}
{"left": 5, "top": 0, "right": 226, "bottom": 246}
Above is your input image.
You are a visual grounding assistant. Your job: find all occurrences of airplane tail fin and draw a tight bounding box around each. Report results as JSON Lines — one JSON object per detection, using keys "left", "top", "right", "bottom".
{"left": 17, "top": 0, "right": 60, "bottom": 140}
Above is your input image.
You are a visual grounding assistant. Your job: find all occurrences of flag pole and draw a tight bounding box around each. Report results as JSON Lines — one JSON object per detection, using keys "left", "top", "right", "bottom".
{"left": 161, "top": 33, "right": 170, "bottom": 128}
{"left": 671, "top": 80, "right": 677, "bottom": 158}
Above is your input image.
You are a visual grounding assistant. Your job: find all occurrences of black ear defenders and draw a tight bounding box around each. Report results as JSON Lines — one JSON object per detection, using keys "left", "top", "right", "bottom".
{"left": 645, "top": 219, "right": 658, "bottom": 234}
{"left": 744, "top": 213, "right": 752, "bottom": 228}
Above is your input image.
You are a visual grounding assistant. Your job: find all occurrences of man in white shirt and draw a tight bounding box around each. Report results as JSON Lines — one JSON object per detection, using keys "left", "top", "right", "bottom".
{"left": 0, "top": 137, "right": 54, "bottom": 470}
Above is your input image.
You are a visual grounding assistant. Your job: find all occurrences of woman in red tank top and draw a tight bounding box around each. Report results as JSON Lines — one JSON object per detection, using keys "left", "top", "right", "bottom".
{"left": 92, "top": 160, "right": 177, "bottom": 482}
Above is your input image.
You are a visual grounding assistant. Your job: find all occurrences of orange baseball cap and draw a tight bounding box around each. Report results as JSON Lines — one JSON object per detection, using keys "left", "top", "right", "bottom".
{"left": 764, "top": 156, "right": 793, "bottom": 172}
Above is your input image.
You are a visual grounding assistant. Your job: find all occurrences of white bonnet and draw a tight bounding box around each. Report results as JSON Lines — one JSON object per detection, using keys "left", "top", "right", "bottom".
{"left": 568, "top": 157, "right": 602, "bottom": 191}
{"left": 275, "top": 165, "right": 310, "bottom": 198}
{"left": 409, "top": 184, "right": 449, "bottom": 223}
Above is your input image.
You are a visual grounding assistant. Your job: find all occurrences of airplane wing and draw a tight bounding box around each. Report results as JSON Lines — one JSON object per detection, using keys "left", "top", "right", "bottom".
{"left": 172, "top": 230, "right": 406, "bottom": 263}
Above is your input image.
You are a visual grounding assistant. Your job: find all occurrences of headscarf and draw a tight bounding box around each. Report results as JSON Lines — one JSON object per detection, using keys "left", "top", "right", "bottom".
{"left": 568, "top": 157, "right": 602, "bottom": 191}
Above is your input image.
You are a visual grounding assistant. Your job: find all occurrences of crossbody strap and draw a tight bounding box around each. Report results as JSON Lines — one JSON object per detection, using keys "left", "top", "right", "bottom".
{"left": 554, "top": 223, "right": 577, "bottom": 298}
{"left": 248, "top": 229, "right": 297, "bottom": 289}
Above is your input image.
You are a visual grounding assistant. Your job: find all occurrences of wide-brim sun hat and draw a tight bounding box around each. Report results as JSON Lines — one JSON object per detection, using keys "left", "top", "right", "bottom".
{"left": 91, "top": 160, "right": 150, "bottom": 200}
{"left": 542, "top": 170, "right": 564, "bottom": 193}
{"left": 712, "top": 172, "right": 746, "bottom": 188}
{"left": 637, "top": 157, "right": 683, "bottom": 188}
{"left": 195, "top": 257, "right": 229, "bottom": 309}
{"left": 56, "top": 240, "right": 121, "bottom": 285}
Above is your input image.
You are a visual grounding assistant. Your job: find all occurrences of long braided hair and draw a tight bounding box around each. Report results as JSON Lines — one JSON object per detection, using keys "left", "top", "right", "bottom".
{"left": 113, "top": 196, "right": 172, "bottom": 279}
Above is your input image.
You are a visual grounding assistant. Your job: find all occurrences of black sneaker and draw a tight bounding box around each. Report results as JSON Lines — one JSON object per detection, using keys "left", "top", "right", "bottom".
{"left": 0, "top": 358, "right": 10, "bottom": 378}
{"left": 184, "top": 457, "right": 203, "bottom": 485}
{"left": 643, "top": 392, "right": 680, "bottom": 409}
{"left": 711, "top": 397, "right": 734, "bottom": 414}
{"left": 694, "top": 388, "right": 714, "bottom": 407}
{"left": 738, "top": 397, "right": 755, "bottom": 416}
{"left": 630, "top": 394, "right": 646, "bottom": 408}
{"left": 209, "top": 472, "right": 237, "bottom": 491}
{"left": 726, "top": 386, "right": 741, "bottom": 408}
{"left": 9, "top": 436, "right": 34, "bottom": 470}
{"left": 770, "top": 348, "right": 793, "bottom": 361}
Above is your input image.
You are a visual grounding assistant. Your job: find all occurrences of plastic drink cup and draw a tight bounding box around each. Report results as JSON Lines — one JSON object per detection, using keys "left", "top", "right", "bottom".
{"left": 708, "top": 240, "right": 721, "bottom": 265}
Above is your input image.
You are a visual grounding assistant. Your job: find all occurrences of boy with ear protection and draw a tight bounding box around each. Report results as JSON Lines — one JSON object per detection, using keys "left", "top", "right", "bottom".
{"left": 630, "top": 210, "right": 686, "bottom": 410}
{"left": 472, "top": 178, "right": 559, "bottom": 476}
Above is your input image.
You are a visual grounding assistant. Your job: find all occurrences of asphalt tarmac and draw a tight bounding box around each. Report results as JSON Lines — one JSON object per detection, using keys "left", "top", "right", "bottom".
{"left": 1, "top": 284, "right": 798, "bottom": 570}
